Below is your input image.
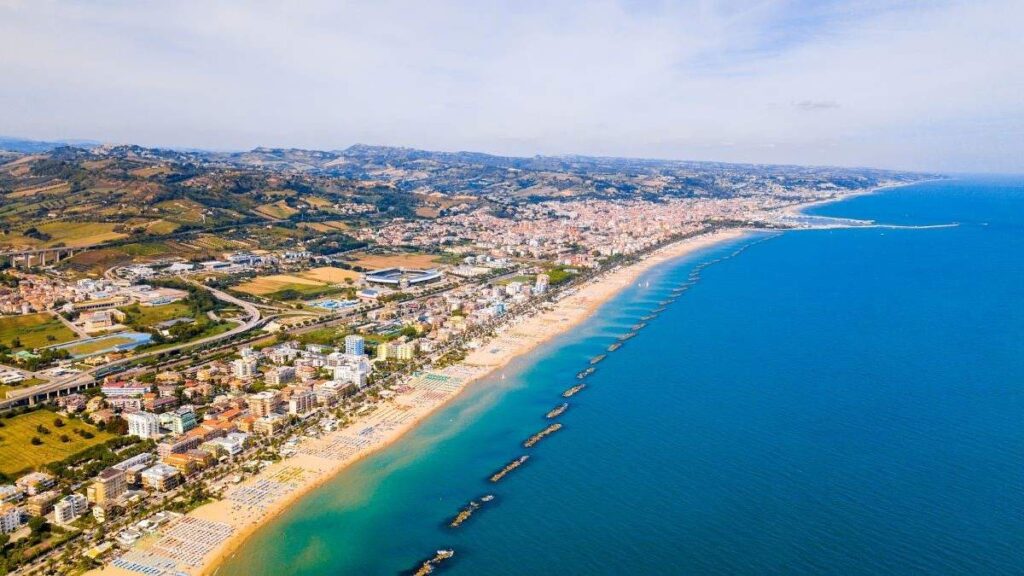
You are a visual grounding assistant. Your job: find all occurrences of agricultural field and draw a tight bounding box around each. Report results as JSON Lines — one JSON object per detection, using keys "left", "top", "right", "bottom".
{"left": 254, "top": 201, "right": 298, "bottom": 219}
{"left": 298, "top": 266, "right": 360, "bottom": 283}
{"left": 153, "top": 199, "right": 208, "bottom": 223}
{"left": 144, "top": 219, "right": 180, "bottom": 235}
{"left": 119, "top": 242, "right": 174, "bottom": 258}
{"left": 304, "top": 196, "right": 335, "bottom": 209}
{"left": 59, "top": 248, "right": 133, "bottom": 277}
{"left": 234, "top": 272, "right": 349, "bottom": 301}
{"left": 0, "top": 313, "right": 77, "bottom": 350}
{"left": 0, "top": 221, "right": 127, "bottom": 249}
{"left": 184, "top": 234, "right": 250, "bottom": 251}
{"left": 0, "top": 409, "right": 115, "bottom": 477}
{"left": 234, "top": 274, "right": 325, "bottom": 296}
{"left": 349, "top": 252, "right": 441, "bottom": 270}
{"left": 38, "top": 221, "right": 127, "bottom": 247}
{"left": 129, "top": 165, "right": 171, "bottom": 178}
{"left": 8, "top": 181, "right": 70, "bottom": 199}
{"left": 299, "top": 222, "right": 337, "bottom": 233}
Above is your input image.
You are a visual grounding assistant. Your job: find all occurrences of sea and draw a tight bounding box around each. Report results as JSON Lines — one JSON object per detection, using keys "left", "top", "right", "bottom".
{"left": 219, "top": 176, "right": 1024, "bottom": 575}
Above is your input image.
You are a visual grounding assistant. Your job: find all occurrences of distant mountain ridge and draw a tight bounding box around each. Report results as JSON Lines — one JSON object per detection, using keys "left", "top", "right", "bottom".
{"left": 0, "top": 136, "right": 102, "bottom": 154}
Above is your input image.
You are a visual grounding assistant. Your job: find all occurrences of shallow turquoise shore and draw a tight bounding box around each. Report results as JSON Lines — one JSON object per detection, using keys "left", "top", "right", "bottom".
{"left": 220, "top": 176, "right": 1024, "bottom": 575}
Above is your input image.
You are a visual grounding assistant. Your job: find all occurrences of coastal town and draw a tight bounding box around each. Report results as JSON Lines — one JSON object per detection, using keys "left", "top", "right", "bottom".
{"left": 0, "top": 142, "right": 930, "bottom": 576}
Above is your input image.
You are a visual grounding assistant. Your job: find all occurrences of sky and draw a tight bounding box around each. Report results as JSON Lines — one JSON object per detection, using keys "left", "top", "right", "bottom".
{"left": 1, "top": 0, "right": 1022, "bottom": 173}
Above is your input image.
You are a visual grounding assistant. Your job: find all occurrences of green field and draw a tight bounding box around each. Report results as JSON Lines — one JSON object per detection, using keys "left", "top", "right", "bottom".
{"left": 120, "top": 302, "right": 194, "bottom": 327}
{"left": 0, "top": 313, "right": 77, "bottom": 350}
{"left": 0, "top": 409, "right": 114, "bottom": 476}
{"left": 120, "top": 241, "right": 174, "bottom": 257}
{"left": 64, "top": 336, "right": 135, "bottom": 356}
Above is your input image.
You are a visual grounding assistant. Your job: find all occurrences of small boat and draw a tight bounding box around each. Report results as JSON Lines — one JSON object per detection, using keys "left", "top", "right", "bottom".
{"left": 607, "top": 342, "right": 622, "bottom": 352}
{"left": 590, "top": 354, "right": 607, "bottom": 365}
{"left": 577, "top": 366, "right": 596, "bottom": 379}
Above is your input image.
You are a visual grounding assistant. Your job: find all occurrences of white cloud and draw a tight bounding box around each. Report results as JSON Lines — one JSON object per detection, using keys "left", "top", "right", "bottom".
{"left": 0, "top": 0, "right": 1021, "bottom": 172}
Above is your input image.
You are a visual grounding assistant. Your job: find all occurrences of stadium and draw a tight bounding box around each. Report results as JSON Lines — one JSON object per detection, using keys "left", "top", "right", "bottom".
{"left": 363, "top": 267, "right": 443, "bottom": 287}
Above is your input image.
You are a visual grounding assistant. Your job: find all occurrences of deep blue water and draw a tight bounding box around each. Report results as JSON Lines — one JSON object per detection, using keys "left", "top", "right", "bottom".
{"left": 221, "top": 177, "right": 1024, "bottom": 575}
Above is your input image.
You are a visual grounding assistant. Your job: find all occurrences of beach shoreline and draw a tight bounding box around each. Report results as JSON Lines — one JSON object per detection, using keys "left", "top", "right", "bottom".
{"left": 198, "top": 228, "right": 749, "bottom": 576}
{"left": 782, "top": 179, "right": 939, "bottom": 218}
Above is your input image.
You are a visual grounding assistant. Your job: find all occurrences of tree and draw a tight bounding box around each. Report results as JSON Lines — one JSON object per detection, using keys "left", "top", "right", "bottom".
{"left": 31, "top": 436, "right": 42, "bottom": 445}
{"left": 27, "top": 515, "right": 47, "bottom": 535}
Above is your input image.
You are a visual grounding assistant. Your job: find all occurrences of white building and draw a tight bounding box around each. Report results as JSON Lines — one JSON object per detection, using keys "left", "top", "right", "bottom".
{"left": 231, "top": 357, "right": 259, "bottom": 380}
{"left": 344, "top": 335, "right": 365, "bottom": 356}
{"left": 332, "top": 354, "right": 372, "bottom": 388}
{"left": 204, "top": 432, "right": 248, "bottom": 457}
{"left": 126, "top": 411, "right": 163, "bottom": 439}
{"left": 288, "top": 390, "right": 317, "bottom": 416}
{"left": 0, "top": 503, "right": 22, "bottom": 534}
{"left": 266, "top": 366, "right": 295, "bottom": 386}
{"left": 15, "top": 472, "right": 55, "bottom": 496}
{"left": 53, "top": 494, "right": 89, "bottom": 526}
{"left": 0, "top": 485, "right": 24, "bottom": 505}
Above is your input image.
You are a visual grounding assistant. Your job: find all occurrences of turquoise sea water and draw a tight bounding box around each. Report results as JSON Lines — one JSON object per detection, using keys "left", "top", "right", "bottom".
{"left": 220, "top": 177, "right": 1024, "bottom": 575}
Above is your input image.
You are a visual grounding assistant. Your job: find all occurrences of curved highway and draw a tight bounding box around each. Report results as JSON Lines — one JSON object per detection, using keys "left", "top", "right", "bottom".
{"left": 0, "top": 280, "right": 261, "bottom": 410}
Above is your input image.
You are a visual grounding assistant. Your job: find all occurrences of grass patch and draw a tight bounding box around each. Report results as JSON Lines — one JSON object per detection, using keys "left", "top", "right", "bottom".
{"left": 119, "top": 302, "right": 193, "bottom": 327}
{"left": 266, "top": 285, "right": 346, "bottom": 301}
{"left": 37, "top": 221, "right": 128, "bottom": 247}
{"left": 0, "top": 409, "right": 114, "bottom": 477}
{"left": 495, "top": 274, "right": 536, "bottom": 285}
{"left": 144, "top": 219, "right": 180, "bottom": 234}
{"left": 120, "top": 242, "right": 173, "bottom": 257}
{"left": 0, "top": 378, "right": 46, "bottom": 398}
{"left": 234, "top": 274, "right": 325, "bottom": 296}
{"left": 155, "top": 199, "right": 207, "bottom": 223}
{"left": 298, "top": 266, "right": 360, "bottom": 283}
{"left": 254, "top": 201, "right": 298, "bottom": 220}
{"left": 64, "top": 336, "right": 135, "bottom": 356}
{"left": 0, "top": 313, "right": 77, "bottom": 349}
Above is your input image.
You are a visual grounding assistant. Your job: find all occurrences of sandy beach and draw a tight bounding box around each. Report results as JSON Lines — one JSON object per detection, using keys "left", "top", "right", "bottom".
{"left": 91, "top": 228, "right": 747, "bottom": 576}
